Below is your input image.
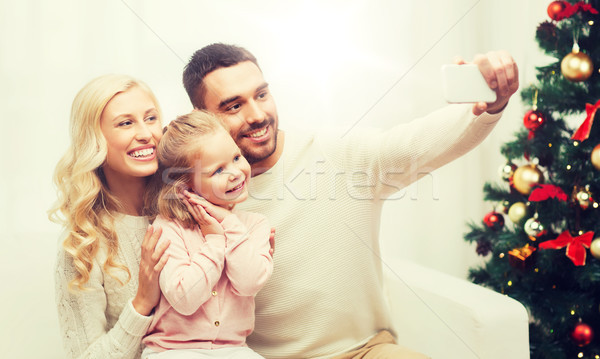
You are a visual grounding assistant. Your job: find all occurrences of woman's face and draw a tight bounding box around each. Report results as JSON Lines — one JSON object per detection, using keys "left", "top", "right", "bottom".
{"left": 99, "top": 86, "right": 162, "bottom": 183}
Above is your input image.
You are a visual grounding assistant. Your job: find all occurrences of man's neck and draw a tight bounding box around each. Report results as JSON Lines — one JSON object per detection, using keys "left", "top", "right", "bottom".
{"left": 251, "top": 130, "right": 285, "bottom": 177}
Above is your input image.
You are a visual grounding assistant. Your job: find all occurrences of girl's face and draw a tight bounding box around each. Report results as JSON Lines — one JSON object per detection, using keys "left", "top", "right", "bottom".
{"left": 100, "top": 86, "right": 162, "bottom": 183}
{"left": 190, "top": 128, "right": 251, "bottom": 208}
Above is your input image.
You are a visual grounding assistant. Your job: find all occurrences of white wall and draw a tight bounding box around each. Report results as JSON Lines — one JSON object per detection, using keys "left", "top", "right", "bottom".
{"left": 0, "top": 0, "right": 552, "bottom": 357}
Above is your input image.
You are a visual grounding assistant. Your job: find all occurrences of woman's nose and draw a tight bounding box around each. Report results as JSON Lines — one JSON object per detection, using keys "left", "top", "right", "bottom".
{"left": 135, "top": 122, "right": 152, "bottom": 142}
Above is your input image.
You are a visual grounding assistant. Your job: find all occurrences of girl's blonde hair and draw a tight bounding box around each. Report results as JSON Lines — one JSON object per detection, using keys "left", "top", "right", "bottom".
{"left": 49, "top": 74, "right": 162, "bottom": 290}
{"left": 157, "top": 110, "right": 228, "bottom": 228}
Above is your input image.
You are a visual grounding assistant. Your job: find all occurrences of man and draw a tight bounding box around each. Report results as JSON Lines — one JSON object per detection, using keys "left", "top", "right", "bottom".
{"left": 182, "top": 43, "right": 518, "bottom": 358}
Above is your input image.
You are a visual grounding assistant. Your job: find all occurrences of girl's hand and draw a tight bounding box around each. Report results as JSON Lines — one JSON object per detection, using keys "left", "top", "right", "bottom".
{"left": 132, "top": 225, "right": 169, "bottom": 316}
{"left": 183, "top": 189, "right": 232, "bottom": 222}
{"left": 181, "top": 190, "right": 225, "bottom": 236}
{"left": 183, "top": 197, "right": 225, "bottom": 237}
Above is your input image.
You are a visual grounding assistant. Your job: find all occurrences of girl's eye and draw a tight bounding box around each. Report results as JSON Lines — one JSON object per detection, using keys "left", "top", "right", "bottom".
{"left": 233, "top": 155, "right": 240, "bottom": 162}
{"left": 213, "top": 167, "right": 223, "bottom": 176}
{"left": 145, "top": 116, "right": 157, "bottom": 122}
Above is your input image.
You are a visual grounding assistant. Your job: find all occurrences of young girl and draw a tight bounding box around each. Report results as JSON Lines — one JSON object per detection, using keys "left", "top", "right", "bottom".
{"left": 142, "top": 111, "right": 273, "bottom": 359}
{"left": 51, "top": 74, "right": 170, "bottom": 359}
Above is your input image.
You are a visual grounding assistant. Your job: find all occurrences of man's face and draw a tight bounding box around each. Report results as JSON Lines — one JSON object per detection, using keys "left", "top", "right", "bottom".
{"left": 201, "top": 61, "right": 279, "bottom": 167}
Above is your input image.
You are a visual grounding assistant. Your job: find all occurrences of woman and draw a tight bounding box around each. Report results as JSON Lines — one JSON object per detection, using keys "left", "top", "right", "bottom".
{"left": 49, "top": 74, "right": 170, "bottom": 359}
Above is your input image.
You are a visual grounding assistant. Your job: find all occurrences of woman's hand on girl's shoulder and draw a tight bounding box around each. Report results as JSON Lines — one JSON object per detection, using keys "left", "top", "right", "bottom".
{"left": 132, "top": 225, "right": 169, "bottom": 316}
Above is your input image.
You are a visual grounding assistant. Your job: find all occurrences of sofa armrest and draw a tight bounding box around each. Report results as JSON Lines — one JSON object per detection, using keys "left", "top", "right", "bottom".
{"left": 383, "top": 259, "right": 529, "bottom": 359}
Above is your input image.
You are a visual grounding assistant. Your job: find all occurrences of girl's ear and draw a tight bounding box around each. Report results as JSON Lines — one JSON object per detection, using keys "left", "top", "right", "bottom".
{"left": 179, "top": 181, "right": 192, "bottom": 195}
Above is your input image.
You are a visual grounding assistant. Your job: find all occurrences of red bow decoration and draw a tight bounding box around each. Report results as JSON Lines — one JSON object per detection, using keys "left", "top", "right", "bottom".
{"left": 555, "top": 1, "right": 599, "bottom": 20}
{"left": 529, "top": 184, "right": 568, "bottom": 202}
{"left": 572, "top": 100, "right": 600, "bottom": 142}
{"left": 538, "top": 231, "right": 594, "bottom": 266}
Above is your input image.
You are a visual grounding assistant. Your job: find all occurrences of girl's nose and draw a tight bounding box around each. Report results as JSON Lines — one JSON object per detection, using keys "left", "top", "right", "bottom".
{"left": 228, "top": 165, "right": 243, "bottom": 181}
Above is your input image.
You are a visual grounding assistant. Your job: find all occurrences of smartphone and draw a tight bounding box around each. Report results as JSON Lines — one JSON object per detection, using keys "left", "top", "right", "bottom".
{"left": 441, "top": 64, "right": 497, "bottom": 103}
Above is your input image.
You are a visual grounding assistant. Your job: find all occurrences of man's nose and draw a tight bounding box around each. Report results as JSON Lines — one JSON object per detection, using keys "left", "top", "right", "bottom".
{"left": 244, "top": 99, "right": 266, "bottom": 124}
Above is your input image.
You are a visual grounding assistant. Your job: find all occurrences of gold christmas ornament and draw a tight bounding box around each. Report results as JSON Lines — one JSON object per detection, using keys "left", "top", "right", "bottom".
{"left": 561, "top": 43, "right": 594, "bottom": 82}
{"left": 513, "top": 164, "right": 545, "bottom": 195}
{"left": 590, "top": 238, "right": 600, "bottom": 259}
{"left": 591, "top": 144, "right": 600, "bottom": 170}
{"left": 508, "top": 202, "right": 528, "bottom": 224}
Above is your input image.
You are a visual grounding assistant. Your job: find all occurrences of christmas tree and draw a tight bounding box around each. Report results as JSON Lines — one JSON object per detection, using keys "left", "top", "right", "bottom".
{"left": 464, "top": 1, "right": 600, "bottom": 358}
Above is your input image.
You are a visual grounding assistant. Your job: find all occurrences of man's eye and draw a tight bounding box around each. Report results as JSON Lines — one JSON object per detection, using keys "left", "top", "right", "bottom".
{"left": 227, "top": 103, "right": 241, "bottom": 112}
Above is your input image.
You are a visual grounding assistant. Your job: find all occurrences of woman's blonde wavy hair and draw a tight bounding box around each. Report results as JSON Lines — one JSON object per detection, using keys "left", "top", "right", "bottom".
{"left": 48, "top": 74, "right": 162, "bottom": 290}
{"left": 156, "top": 110, "right": 228, "bottom": 229}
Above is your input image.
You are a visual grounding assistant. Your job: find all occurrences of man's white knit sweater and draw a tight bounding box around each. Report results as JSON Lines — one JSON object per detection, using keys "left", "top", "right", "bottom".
{"left": 239, "top": 104, "right": 502, "bottom": 359}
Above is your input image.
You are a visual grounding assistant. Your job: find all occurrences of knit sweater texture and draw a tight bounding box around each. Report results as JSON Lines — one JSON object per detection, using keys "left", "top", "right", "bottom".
{"left": 238, "top": 104, "right": 502, "bottom": 358}
{"left": 55, "top": 215, "right": 153, "bottom": 359}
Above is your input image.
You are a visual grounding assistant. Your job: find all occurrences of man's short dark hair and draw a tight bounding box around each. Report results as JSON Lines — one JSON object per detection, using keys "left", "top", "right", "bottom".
{"left": 183, "top": 43, "right": 260, "bottom": 109}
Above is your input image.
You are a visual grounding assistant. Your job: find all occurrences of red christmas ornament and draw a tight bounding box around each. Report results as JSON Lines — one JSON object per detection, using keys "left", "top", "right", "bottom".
{"left": 571, "top": 322, "right": 594, "bottom": 347}
{"left": 523, "top": 110, "right": 546, "bottom": 131}
{"left": 539, "top": 231, "right": 594, "bottom": 266}
{"left": 547, "top": 1, "right": 568, "bottom": 20}
{"left": 528, "top": 184, "right": 568, "bottom": 202}
{"left": 483, "top": 211, "right": 505, "bottom": 230}
{"left": 572, "top": 99, "right": 600, "bottom": 142}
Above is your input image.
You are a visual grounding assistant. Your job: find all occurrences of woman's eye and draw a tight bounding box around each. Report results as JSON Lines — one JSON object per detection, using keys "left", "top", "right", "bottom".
{"left": 145, "top": 116, "right": 157, "bottom": 122}
{"left": 118, "top": 120, "right": 133, "bottom": 127}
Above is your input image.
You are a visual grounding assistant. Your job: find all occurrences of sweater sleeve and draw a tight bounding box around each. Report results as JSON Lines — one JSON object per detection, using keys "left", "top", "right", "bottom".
{"left": 55, "top": 247, "right": 152, "bottom": 359}
{"left": 318, "top": 104, "right": 503, "bottom": 200}
{"left": 156, "top": 219, "right": 226, "bottom": 316}
{"left": 222, "top": 212, "right": 273, "bottom": 296}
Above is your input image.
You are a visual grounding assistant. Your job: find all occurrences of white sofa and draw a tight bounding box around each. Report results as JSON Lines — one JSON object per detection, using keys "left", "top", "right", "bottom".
{"left": 5, "top": 230, "right": 529, "bottom": 358}
{"left": 384, "top": 259, "right": 530, "bottom": 359}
